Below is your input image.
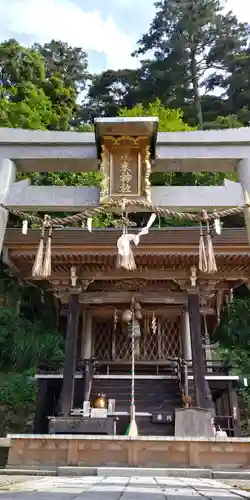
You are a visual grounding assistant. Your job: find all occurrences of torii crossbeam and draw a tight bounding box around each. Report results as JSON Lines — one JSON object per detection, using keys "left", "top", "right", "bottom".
{"left": 1, "top": 117, "right": 250, "bottom": 251}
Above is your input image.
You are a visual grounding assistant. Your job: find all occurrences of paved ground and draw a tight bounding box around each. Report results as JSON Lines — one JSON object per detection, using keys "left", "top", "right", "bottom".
{"left": 0, "top": 476, "right": 249, "bottom": 499}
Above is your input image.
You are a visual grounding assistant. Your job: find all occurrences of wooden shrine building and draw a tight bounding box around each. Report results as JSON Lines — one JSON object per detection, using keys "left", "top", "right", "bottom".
{"left": 3, "top": 225, "right": 249, "bottom": 438}
{"left": 2, "top": 117, "right": 250, "bottom": 468}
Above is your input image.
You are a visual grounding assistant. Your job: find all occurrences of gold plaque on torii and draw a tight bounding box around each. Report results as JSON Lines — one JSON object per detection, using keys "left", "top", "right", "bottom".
{"left": 94, "top": 118, "right": 158, "bottom": 205}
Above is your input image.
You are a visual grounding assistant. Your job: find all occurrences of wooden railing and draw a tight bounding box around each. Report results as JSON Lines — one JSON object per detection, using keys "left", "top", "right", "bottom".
{"left": 36, "top": 358, "right": 232, "bottom": 378}
{"left": 90, "top": 358, "right": 232, "bottom": 377}
{"left": 93, "top": 359, "right": 179, "bottom": 376}
{"left": 185, "top": 359, "right": 232, "bottom": 376}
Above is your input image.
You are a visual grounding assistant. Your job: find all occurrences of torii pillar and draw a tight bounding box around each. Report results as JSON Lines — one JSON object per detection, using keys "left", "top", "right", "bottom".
{"left": 237, "top": 158, "right": 250, "bottom": 245}
{"left": 0, "top": 159, "right": 16, "bottom": 253}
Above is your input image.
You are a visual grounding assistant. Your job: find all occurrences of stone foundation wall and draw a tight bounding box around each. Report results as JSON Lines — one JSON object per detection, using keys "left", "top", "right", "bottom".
{"left": 7, "top": 435, "right": 250, "bottom": 469}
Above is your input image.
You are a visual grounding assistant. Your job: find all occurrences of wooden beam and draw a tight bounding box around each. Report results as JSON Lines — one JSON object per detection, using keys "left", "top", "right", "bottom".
{"left": 60, "top": 305, "right": 216, "bottom": 316}
{"left": 78, "top": 291, "right": 187, "bottom": 305}
{"left": 24, "top": 269, "right": 250, "bottom": 282}
{"left": 47, "top": 270, "right": 189, "bottom": 281}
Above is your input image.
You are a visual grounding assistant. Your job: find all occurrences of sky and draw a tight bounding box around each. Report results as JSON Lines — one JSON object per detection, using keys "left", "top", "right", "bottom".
{"left": 0, "top": 0, "right": 249, "bottom": 74}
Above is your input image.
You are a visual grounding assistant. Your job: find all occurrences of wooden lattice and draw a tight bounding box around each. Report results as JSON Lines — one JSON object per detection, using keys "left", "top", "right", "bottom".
{"left": 114, "top": 324, "right": 131, "bottom": 360}
{"left": 140, "top": 317, "right": 159, "bottom": 360}
{"left": 92, "top": 315, "right": 181, "bottom": 361}
{"left": 92, "top": 319, "right": 112, "bottom": 360}
{"left": 160, "top": 318, "right": 181, "bottom": 359}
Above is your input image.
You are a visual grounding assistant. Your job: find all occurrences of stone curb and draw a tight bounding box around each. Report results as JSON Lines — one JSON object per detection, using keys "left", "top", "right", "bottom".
{"left": 1, "top": 467, "right": 250, "bottom": 478}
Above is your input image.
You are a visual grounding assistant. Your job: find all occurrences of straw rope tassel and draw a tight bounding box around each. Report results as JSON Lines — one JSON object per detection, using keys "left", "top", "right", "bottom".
{"left": 206, "top": 219, "right": 217, "bottom": 274}
{"left": 32, "top": 220, "right": 46, "bottom": 277}
{"left": 127, "top": 303, "right": 138, "bottom": 437}
{"left": 42, "top": 224, "right": 53, "bottom": 278}
{"left": 199, "top": 221, "right": 207, "bottom": 273}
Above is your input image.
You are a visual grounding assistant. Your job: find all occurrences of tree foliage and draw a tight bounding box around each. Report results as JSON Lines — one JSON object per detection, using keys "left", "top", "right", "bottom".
{"left": 82, "top": 1, "right": 250, "bottom": 129}
{"left": 215, "top": 298, "right": 250, "bottom": 354}
{"left": 0, "top": 39, "right": 88, "bottom": 131}
{"left": 0, "top": 267, "right": 63, "bottom": 435}
{"left": 119, "top": 99, "right": 192, "bottom": 131}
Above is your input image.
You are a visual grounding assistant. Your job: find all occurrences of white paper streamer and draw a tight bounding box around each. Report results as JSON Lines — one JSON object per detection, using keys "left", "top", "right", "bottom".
{"left": 117, "top": 213, "right": 156, "bottom": 270}
{"left": 22, "top": 220, "right": 28, "bottom": 235}
{"left": 214, "top": 217, "right": 222, "bottom": 235}
{"left": 87, "top": 218, "right": 92, "bottom": 232}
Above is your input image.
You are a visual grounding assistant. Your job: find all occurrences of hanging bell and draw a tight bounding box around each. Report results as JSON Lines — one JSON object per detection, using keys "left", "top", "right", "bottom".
{"left": 122, "top": 308, "right": 133, "bottom": 323}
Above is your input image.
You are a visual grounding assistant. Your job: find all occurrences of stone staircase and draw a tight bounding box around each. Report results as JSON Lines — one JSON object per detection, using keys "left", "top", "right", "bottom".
{"left": 91, "top": 377, "right": 181, "bottom": 435}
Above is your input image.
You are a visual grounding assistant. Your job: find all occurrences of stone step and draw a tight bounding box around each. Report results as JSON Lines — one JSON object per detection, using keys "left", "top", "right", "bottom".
{"left": 3, "top": 466, "right": 250, "bottom": 479}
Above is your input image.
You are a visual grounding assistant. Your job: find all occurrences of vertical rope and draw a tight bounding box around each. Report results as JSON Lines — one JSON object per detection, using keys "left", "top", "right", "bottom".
{"left": 127, "top": 299, "right": 138, "bottom": 436}
{"left": 131, "top": 306, "right": 135, "bottom": 412}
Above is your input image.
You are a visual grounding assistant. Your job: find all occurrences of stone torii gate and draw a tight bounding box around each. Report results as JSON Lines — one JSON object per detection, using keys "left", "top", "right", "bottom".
{"left": 1, "top": 117, "right": 250, "bottom": 430}
{"left": 0, "top": 118, "right": 250, "bottom": 239}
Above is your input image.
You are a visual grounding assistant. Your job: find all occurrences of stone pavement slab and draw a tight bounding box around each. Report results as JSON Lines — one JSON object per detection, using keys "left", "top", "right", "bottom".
{"left": 0, "top": 475, "right": 249, "bottom": 499}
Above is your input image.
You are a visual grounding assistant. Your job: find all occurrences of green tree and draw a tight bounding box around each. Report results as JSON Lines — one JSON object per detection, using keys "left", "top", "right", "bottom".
{"left": 0, "top": 39, "right": 88, "bottom": 131}
{"left": 213, "top": 49, "right": 250, "bottom": 125}
{"left": 214, "top": 297, "right": 250, "bottom": 412}
{"left": 133, "top": 0, "right": 249, "bottom": 128}
{"left": 0, "top": 39, "right": 46, "bottom": 88}
{"left": 33, "top": 40, "right": 89, "bottom": 129}
{"left": 0, "top": 268, "right": 64, "bottom": 436}
{"left": 79, "top": 69, "right": 142, "bottom": 123}
{"left": 0, "top": 84, "right": 54, "bottom": 130}
{"left": 119, "top": 99, "right": 192, "bottom": 131}
{"left": 42, "top": 74, "right": 77, "bottom": 131}
{"left": 33, "top": 40, "right": 88, "bottom": 91}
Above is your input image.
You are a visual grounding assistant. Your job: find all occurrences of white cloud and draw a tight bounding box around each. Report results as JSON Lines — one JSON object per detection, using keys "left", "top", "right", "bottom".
{"left": 225, "top": 0, "right": 250, "bottom": 21}
{"left": 0, "top": 0, "right": 139, "bottom": 70}
{"left": 0, "top": 0, "right": 249, "bottom": 74}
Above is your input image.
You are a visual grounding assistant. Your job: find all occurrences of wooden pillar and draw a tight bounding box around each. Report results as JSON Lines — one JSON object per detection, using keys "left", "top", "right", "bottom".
{"left": 82, "top": 310, "right": 93, "bottom": 403}
{"left": 188, "top": 289, "right": 212, "bottom": 410}
{"left": 33, "top": 379, "right": 48, "bottom": 433}
{"left": 181, "top": 308, "right": 192, "bottom": 361}
{"left": 60, "top": 293, "right": 80, "bottom": 416}
{"left": 82, "top": 311, "right": 92, "bottom": 360}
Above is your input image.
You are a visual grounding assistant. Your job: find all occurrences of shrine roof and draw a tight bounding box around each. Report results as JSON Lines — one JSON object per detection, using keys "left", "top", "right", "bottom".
{"left": 3, "top": 227, "right": 250, "bottom": 287}
{"left": 3, "top": 226, "right": 250, "bottom": 250}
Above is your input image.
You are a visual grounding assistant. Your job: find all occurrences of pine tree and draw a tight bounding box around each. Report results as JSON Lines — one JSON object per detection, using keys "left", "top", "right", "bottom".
{"left": 133, "top": 0, "right": 249, "bottom": 128}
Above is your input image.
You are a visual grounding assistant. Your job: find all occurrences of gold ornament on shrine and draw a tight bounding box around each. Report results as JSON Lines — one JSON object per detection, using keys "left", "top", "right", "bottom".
{"left": 95, "top": 118, "right": 158, "bottom": 206}
{"left": 92, "top": 393, "right": 106, "bottom": 409}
